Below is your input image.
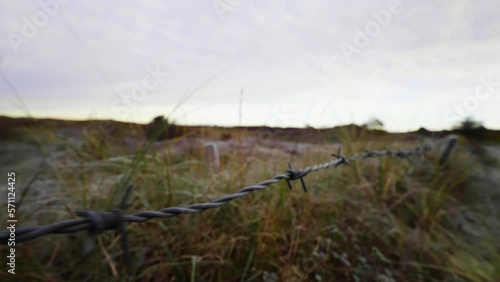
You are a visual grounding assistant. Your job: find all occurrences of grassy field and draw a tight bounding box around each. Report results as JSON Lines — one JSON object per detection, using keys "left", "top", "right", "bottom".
{"left": 1, "top": 118, "right": 500, "bottom": 281}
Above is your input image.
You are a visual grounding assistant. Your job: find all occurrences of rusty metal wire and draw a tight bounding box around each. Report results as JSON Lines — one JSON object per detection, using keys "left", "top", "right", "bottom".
{"left": 0, "top": 138, "right": 447, "bottom": 247}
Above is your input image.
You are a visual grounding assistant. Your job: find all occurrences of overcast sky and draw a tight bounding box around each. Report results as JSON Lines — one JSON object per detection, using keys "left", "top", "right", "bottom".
{"left": 0, "top": 0, "right": 499, "bottom": 131}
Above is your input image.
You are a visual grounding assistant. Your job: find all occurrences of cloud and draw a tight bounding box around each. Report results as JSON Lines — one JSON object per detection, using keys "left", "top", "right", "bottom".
{"left": 0, "top": 0, "right": 499, "bottom": 131}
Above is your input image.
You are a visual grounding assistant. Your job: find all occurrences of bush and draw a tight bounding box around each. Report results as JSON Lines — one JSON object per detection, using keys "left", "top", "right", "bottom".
{"left": 144, "top": 115, "right": 185, "bottom": 141}
{"left": 453, "top": 117, "right": 486, "bottom": 140}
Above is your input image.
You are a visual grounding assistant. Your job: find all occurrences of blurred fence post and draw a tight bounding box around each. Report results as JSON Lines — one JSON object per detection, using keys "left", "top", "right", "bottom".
{"left": 204, "top": 142, "right": 220, "bottom": 170}
{"left": 439, "top": 135, "right": 458, "bottom": 165}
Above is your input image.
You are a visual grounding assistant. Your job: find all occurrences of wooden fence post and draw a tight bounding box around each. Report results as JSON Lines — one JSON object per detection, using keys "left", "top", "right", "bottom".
{"left": 439, "top": 135, "right": 458, "bottom": 165}
{"left": 204, "top": 142, "right": 220, "bottom": 170}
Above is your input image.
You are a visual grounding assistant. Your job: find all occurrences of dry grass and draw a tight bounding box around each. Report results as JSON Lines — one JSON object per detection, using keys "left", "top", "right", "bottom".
{"left": 1, "top": 123, "right": 499, "bottom": 282}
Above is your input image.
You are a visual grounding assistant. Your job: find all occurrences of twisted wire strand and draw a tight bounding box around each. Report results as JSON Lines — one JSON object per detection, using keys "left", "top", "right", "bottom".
{"left": 0, "top": 140, "right": 439, "bottom": 244}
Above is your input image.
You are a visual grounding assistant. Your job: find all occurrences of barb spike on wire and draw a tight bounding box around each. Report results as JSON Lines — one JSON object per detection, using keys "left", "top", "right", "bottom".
{"left": 286, "top": 163, "right": 308, "bottom": 193}
{"left": 331, "top": 146, "right": 351, "bottom": 167}
{"left": 76, "top": 184, "right": 133, "bottom": 265}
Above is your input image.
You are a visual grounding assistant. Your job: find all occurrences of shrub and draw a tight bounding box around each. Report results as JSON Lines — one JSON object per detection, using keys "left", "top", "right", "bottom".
{"left": 144, "top": 115, "right": 185, "bottom": 141}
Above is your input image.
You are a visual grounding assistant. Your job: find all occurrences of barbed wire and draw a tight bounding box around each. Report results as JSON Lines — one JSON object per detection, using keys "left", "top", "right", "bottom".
{"left": 0, "top": 136, "right": 457, "bottom": 263}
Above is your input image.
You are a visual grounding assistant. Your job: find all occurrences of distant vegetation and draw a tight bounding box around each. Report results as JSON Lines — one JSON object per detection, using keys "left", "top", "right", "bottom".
{"left": 1, "top": 115, "right": 499, "bottom": 143}
{"left": 453, "top": 117, "right": 489, "bottom": 141}
{"left": 144, "top": 115, "right": 187, "bottom": 141}
{"left": 363, "top": 117, "right": 385, "bottom": 131}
